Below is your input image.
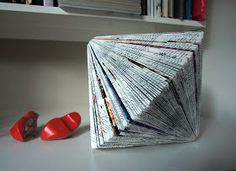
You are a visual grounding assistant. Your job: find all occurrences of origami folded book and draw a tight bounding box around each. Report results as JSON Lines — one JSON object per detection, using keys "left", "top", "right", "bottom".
{"left": 87, "top": 31, "right": 204, "bottom": 148}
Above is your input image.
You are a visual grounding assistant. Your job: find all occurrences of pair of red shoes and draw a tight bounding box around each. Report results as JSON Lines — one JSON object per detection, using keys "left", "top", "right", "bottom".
{"left": 10, "top": 111, "right": 81, "bottom": 142}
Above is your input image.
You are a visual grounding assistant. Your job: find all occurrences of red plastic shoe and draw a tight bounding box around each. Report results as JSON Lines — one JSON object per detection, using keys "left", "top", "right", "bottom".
{"left": 10, "top": 111, "right": 39, "bottom": 142}
{"left": 40, "top": 112, "right": 81, "bottom": 140}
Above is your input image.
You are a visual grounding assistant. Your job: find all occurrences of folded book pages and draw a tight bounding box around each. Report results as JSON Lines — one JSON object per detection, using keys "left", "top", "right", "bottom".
{"left": 87, "top": 31, "right": 204, "bottom": 149}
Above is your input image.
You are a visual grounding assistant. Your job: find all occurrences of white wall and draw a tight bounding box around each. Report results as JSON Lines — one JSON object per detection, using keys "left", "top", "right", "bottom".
{"left": 0, "top": 40, "right": 89, "bottom": 135}
{"left": 201, "top": 0, "right": 236, "bottom": 136}
{"left": 202, "top": 0, "right": 236, "bottom": 114}
{"left": 199, "top": 0, "right": 236, "bottom": 168}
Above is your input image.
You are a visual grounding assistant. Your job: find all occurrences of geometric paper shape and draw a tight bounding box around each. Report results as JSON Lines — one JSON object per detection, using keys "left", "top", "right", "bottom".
{"left": 87, "top": 31, "right": 204, "bottom": 148}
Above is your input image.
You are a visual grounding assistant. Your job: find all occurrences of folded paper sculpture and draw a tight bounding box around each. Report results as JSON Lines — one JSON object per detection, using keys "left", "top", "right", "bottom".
{"left": 87, "top": 31, "right": 204, "bottom": 148}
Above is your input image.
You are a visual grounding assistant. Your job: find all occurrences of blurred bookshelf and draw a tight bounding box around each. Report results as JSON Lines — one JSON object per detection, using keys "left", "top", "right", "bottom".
{"left": 0, "top": 2, "right": 205, "bottom": 42}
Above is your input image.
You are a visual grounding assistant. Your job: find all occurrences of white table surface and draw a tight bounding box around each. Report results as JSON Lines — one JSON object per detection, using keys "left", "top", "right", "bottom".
{"left": 1, "top": 104, "right": 236, "bottom": 171}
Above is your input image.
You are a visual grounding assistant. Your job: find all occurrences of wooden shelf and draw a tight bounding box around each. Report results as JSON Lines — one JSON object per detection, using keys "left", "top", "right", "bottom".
{"left": 0, "top": 2, "right": 205, "bottom": 42}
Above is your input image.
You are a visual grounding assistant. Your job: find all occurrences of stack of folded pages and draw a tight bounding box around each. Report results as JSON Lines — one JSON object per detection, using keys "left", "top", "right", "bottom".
{"left": 58, "top": 0, "right": 142, "bottom": 15}
{"left": 87, "top": 31, "right": 204, "bottom": 149}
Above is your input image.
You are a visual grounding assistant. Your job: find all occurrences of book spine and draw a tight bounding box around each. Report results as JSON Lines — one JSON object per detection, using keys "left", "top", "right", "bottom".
{"left": 0, "top": 0, "right": 12, "bottom": 2}
{"left": 141, "top": 0, "right": 148, "bottom": 15}
{"left": 162, "top": 0, "right": 168, "bottom": 17}
{"left": 12, "top": 0, "right": 25, "bottom": 3}
{"left": 185, "top": 0, "right": 192, "bottom": 19}
{"left": 192, "top": 0, "right": 206, "bottom": 21}
{"left": 174, "top": 0, "right": 185, "bottom": 19}
{"left": 25, "top": 0, "right": 32, "bottom": 4}
{"left": 54, "top": 0, "right": 58, "bottom": 6}
{"left": 147, "top": 0, "right": 151, "bottom": 16}
{"left": 168, "top": 0, "right": 174, "bottom": 18}
{"left": 151, "top": 0, "right": 154, "bottom": 16}
{"left": 153, "top": 0, "right": 157, "bottom": 17}
{"left": 43, "top": 0, "right": 53, "bottom": 6}
{"left": 156, "top": 0, "right": 162, "bottom": 17}
{"left": 32, "top": 0, "right": 43, "bottom": 5}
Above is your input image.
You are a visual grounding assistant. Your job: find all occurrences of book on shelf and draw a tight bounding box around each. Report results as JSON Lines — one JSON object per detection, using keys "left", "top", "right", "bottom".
{"left": 147, "top": 0, "right": 151, "bottom": 16}
{"left": 43, "top": 0, "right": 57, "bottom": 6}
{"left": 0, "top": 0, "right": 11, "bottom": 2}
{"left": 174, "top": 0, "right": 185, "bottom": 19}
{"left": 147, "top": 0, "right": 161, "bottom": 17}
{"left": 146, "top": 0, "right": 206, "bottom": 21}
{"left": 87, "top": 31, "right": 204, "bottom": 149}
{"left": 31, "top": 0, "right": 43, "bottom": 5}
{"left": 192, "top": 0, "right": 206, "bottom": 21}
{"left": 0, "top": 0, "right": 29, "bottom": 4}
{"left": 58, "top": 0, "right": 142, "bottom": 15}
{"left": 185, "top": 0, "right": 192, "bottom": 19}
{"left": 162, "top": 0, "right": 168, "bottom": 17}
{"left": 141, "top": 0, "right": 147, "bottom": 15}
{"left": 0, "top": 0, "right": 206, "bottom": 21}
{"left": 156, "top": 0, "right": 162, "bottom": 17}
{"left": 43, "top": 0, "right": 53, "bottom": 6}
{"left": 168, "top": 0, "right": 174, "bottom": 18}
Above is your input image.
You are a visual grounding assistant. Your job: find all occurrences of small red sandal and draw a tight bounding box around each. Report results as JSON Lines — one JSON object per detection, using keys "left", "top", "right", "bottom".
{"left": 40, "top": 112, "right": 81, "bottom": 140}
{"left": 10, "top": 111, "right": 39, "bottom": 142}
